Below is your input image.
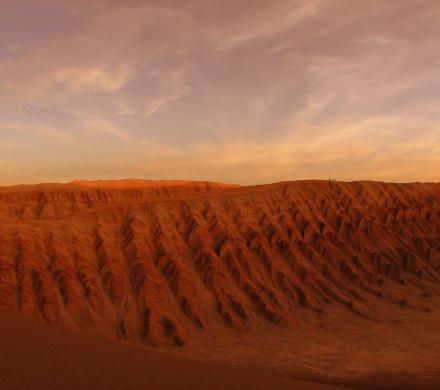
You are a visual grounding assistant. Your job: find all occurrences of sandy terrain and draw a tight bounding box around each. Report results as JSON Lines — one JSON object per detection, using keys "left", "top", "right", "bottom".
{"left": 0, "top": 312, "right": 349, "bottom": 390}
{"left": 0, "top": 179, "right": 439, "bottom": 388}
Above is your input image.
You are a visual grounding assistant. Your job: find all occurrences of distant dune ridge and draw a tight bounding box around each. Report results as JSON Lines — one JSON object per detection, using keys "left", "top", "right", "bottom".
{"left": 0, "top": 179, "right": 439, "bottom": 388}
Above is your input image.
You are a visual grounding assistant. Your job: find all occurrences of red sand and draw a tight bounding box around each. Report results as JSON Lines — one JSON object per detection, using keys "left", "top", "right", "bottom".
{"left": 0, "top": 312, "right": 347, "bottom": 390}
{"left": 0, "top": 179, "right": 439, "bottom": 388}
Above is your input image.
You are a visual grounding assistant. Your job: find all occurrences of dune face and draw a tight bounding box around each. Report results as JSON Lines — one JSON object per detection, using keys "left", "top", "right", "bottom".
{"left": 0, "top": 179, "right": 439, "bottom": 387}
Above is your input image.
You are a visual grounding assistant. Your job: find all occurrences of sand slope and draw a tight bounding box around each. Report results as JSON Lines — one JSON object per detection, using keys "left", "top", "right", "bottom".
{"left": 0, "top": 312, "right": 347, "bottom": 390}
{"left": 0, "top": 179, "right": 439, "bottom": 387}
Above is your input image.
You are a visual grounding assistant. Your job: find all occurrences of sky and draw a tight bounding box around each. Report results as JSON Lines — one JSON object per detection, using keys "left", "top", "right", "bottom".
{"left": 1, "top": 0, "right": 439, "bottom": 185}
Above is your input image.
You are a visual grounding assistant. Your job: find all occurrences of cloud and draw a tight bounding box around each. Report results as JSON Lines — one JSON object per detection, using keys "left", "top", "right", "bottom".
{"left": 0, "top": 121, "right": 76, "bottom": 143}
{"left": 82, "top": 119, "right": 132, "bottom": 142}
{"left": 356, "top": 35, "right": 394, "bottom": 46}
{"left": 55, "top": 66, "right": 129, "bottom": 93}
{"left": 138, "top": 108, "right": 440, "bottom": 184}
{"left": 144, "top": 85, "right": 191, "bottom": 118}
{"left": 218, "top": 0, "right": 320, "bottom": 50}
{"left": 1, "top": 0, "right": 440, "bottom": 184}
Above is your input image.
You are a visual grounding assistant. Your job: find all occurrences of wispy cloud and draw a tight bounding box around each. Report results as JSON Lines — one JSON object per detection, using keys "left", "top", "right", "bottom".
{"left": 82, "top": 119, "right": 132, "bottom": 142}
{"left": 219, "top": 1, "right": 320, "bottom": 50}
{"left": 55, "top": 66, "right": 129, "bottom": 93}
{"left": 144, "top": 85, "right": 191, "bottom": 118}
{"left": 0, "top": 121, "right": 76, "bottom": 143}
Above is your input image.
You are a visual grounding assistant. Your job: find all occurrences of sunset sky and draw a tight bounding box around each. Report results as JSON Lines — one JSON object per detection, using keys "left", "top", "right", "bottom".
{"left": 1, "top": 0, "right": 439, "bottom": 185}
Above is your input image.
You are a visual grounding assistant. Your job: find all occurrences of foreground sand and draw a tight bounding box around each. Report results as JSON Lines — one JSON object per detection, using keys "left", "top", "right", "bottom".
{"left": 0, "top": 312, "right": 348, "bottom": 390}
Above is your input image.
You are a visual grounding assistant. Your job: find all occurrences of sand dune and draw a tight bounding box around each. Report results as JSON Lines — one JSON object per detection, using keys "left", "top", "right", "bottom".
{"left": 0, "top": 179, "right": 439, "bottom": 388}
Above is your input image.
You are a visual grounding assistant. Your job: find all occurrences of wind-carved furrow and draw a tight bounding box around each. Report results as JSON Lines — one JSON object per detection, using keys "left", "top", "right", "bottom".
{"left": 219, "top": 246, "right": 266, "bottom": 324}
{"left": 314, "top": 278, "right": 370, "bottom": 319}
{"left": 229, "top": 206, "right": 288, "bottom": 305}
{"left": 161, "top": 316, "right": 184, "bottom": 346}
{"left": 180, "top": 296, "right": 204, "bottom": 329}
{"left": 289, "top": 244, "right": 360, "bottom": 312}
{"left": 72, "top": 248, "right": 105, "bottom": 315}
{"left": 180, "top": 204, "right": 225, "bottom": 289}
{"left": 80, "top": 192, "right": 94, "bottom": 209}
{"left": 17, "top": 240, "right": 60, "bottom": 322}
{"left": 213, "top": 208, "right": 285, "bottom": 321}
{"left": 30, "top": 270, "right": 47, "bottom": 319}
{"left": 13, "top": 235, "right": 25, "bottom": 312}
{"left": 29, "top": 267, "right": 60, "bottom": 323}
{"left": 215, "top": 293, "right": 234, "bottom": 327}
{"left": 214, "top": 236, "right": 283, "bottom": 324}
{"left": 119, "top": 212, "right": 148, "bottom": 301}
{"left": 34, "top": 192, "right": 48, "bottom": 219}
{"left": 310, "top": 241, "right": 364, "bottom": 299}
{"left": 322, "top": 265, "right": 363, "bottom": 302}
{"left": 227, "top": 293, "right": 248, "bottom": 324}
{"left": 205, "top": 225, "right": 253, "bottom": 327}
{"left": 340, "top": 259, "right": 383, "bottom": 298}
{"left": 275, "top": 271, "right": 297, "bottom": 302}
{"left": 213, "top": 287, "right": 249, "bottom": 328}
{"left": 67, "top": 192, "right": 79, "bottom": 215}
{"left": 140, "top": 306, "right": 151, "bottom": 342}
{"left": 93, "top": 223, "right": 125, "bottom": 306}
{"left": 402, "top": 240, "right": 440, "bottom": 282}
{"left": 256, "top": 212, "right": 314, "bottom": 305}
{"left": 118, "top": 211, "right": 166, "bottom": 344}
{"left": 146, "top": 206, "right": 206, "bottom": 332}
{"left": 243, "top": 281, "right": 282, "bottom": 324}
{"left": 183, "top": 204, "right": 281, "bottom": 327}
{"left": 248, "top": 236, "right": 273, "bottom": 276}
{"left": 43, "top": 231, "right": 89, "bottom": 323}
{"left": 201, "top": 205, "right": 247, "bottom": 277}
{"left": 158, "top": 254, "right": 179, "bottom": 295}
{"left": 0, "top": 233, "right": 16, "bottom": 311}
{"left": 0, "top": 259, "right": 16, "bottom": 310}
{"left": 267, "top": 234, "right": 324, "bottom": 313}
